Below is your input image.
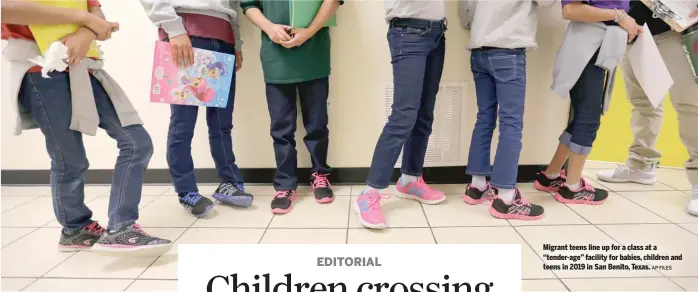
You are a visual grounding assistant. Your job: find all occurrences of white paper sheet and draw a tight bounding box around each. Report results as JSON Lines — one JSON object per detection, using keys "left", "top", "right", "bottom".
{"left": 627, "top": 24, "right": 674, "bottom": 109}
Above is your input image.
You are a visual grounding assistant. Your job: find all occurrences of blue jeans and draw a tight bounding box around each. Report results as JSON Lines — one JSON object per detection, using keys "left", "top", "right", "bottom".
{"left": 19, "top": 72, "right": 153, "bottom": 232}
{"left": 467, "top": 48, "right": 527, "bottom": 189}
{"left": 560, "top": 50, "right": 606, "bottom": 155}
{"left": 265, "top": 77, "right": 331, "bottom": 191}
{"left": 366, "top": 18, "right": 446, "bottom": 189}
{"left": 166, "top": 37, "right": 243, "bottom": 193}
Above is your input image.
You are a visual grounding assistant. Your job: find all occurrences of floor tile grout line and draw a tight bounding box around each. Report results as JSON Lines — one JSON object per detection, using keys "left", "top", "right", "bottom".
{"left": 506, "top": 211, "right": 570, "bottom": 291}
{"left": 257, "top": 212, "right": 276, "bottom": 244}
{"left": 419, "top": 202, "right": 438, "bottom": 244}
{"left": 0, "top": 227, "right": 41, "bottom": 250}
{"left": 345, "top": 192, "right": 353, "bottom": 244}
{"left": 1, "top": 196, "right": 43, "bottom": 215}
{"left": 6, "top": 222, "right": 697, "bottom": 231}
{"left": 611, "top": 190, "right": 698, "bottom": 238}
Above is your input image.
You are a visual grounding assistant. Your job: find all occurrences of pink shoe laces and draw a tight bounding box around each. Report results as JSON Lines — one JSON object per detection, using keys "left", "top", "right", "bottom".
{"left": 311, "top": 172, "right": 331, "bottom": 189}
{"left": 512, "top": 192, "right": 530, "bottom": 207}
{"left": 365, "top": 191, "right": 391, "bottom": 210}
{"left": 131, "top": 224, "right": 150, "bottom": 236}
{"left": 275, "top": 190, "right": 294, "bottom": 199}
{"left": 414, "top": 176, "right": 433, "bottom": 190}
{"left": 84, "top": 221, "right": 105, "bottom": 234}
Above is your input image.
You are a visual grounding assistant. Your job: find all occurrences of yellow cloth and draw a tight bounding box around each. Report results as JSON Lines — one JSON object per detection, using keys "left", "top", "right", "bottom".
{"left": 28, "top": 0, "right": 101, "bottom": 59}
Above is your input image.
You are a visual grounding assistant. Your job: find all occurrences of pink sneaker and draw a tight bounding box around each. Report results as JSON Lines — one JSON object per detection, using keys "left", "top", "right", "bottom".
{"left": 355, "top": 189, "right": 390, "bottom": 229}
{"left": 395, "top": 176, "right": 446, "bottom": 204}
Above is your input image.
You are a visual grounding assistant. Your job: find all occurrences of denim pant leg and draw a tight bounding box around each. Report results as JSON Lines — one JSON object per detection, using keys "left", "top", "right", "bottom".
{"left": 266, "top": 83, "right": 299, "bottom": 191}
{"left": 18, "top": 72, "right": 93, "bottom": 233}
{"left": 167, "top": 104, "right": 199, "bottom": 193}
{"left": 206, "top": 69, "right": 243, "bottom": 184}
{"left": 490, "top": 50, "right": 527, "bottom": 189}
{"left": 560, "top": 52, "right": 606, "bottom": 155}
{"left": 401, "top": 33, "right": 446, "bottom": 176}
{"left": 298, "top": 77, "right": 331, "bottom": 175}
{"left": 366, "top": 28, "right": 437, "bottom": 189}
{"left": 467, "top": 52, "right": 498, "bottom": 179}
{"left": 90, "top": 77, "right": 153, "bottom": 231}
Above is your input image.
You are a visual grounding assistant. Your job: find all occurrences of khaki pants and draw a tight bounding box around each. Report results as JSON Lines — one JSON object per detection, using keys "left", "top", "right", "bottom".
{"left": 620, "top": 31, "right": 698, "bottom": 185}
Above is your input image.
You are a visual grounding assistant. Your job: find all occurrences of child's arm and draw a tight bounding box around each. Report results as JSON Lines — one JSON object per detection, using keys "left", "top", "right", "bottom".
{"left": 561, "top": 1, "right": 641, "bottom": 40}
{"left": 242, "top": 0, "right": 292, "bottom": 44}
{"left": 232, "top": 2, "right": 243, "bottom": 53}
{"left": 139, "top": 0, "right": 193, "bottom": 68}
{"left": 1, "top": 0, "right": 115, "bottom": 39}
{"left": 282, "top": 0, "right": 342, "bottom": 48}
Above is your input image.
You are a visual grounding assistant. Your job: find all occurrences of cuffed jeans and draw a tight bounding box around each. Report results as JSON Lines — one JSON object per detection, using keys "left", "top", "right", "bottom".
{"left": 19, "top": 72, "right": 153, "bottom": 232}
{"left": 621, "top": 31, "right": 698, "bottom": 184}
{"left": 466, "top": 48, "right": 526, "bottom": 189}
{"left": 166, "top": 37, "right": 243, "bottom": 193}
{"left": 366, "top": 18, "right": 446, "bottom": 189}
{"left": 559, "top": 50, "right": 606, "bottom": 155}
{"left": 265, "top": 77, "right": 331, "bottom": 191}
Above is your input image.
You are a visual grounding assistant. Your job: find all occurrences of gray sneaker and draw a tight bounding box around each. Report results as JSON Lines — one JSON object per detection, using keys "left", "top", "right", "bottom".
{"left": 596, "top": 164, "right": 657, "bottom": 185}
{"left": 688, "top": 187, "right": 698, "bottom": 217}
{"left": 58, "top": 221, "right": 105, "bottom": 252}
{"left": 91, "top": 224, "right": 172, "bottom": 257}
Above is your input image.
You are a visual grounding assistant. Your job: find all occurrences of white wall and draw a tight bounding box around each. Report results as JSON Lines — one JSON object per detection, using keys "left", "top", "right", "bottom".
{"left": 1, "top": 0, "right": 570, "bottom": 171}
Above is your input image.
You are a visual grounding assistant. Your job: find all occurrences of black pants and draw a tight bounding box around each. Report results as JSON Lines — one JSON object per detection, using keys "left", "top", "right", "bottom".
{"left": 265, "top": 77, "right": 331, "bottom": 190}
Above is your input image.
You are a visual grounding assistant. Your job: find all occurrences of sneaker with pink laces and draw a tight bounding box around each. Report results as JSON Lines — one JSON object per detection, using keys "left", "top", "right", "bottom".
{"left": 311, "top": 172, "right": 334, "bottom": 204}
{"left": 395, "top": 176, "right": 446, "bottom": 204}
{"left": 271, "top": 190, "right": 298, "bottom": 214}
{"left": 489, "top": 190, "right": 544, "bottom": 220}
{"left": 555, "top": 178, "right": 609, "bottom": 205}
{"left": 355, "top": 189, "right": 389, "bottom": 229}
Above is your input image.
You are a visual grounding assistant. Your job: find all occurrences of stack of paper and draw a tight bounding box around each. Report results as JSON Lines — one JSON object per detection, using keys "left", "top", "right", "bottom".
{"left": 290, "top": 0, "right": 337, "bottom": 28}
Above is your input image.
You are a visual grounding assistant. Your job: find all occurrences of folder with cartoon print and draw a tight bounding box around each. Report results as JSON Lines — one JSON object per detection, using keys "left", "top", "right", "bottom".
{"left": 150, "top": 41, "right": 235, "bottom": 108}
{"left": 28, "top": 0, "right": 101, "bottom": 59}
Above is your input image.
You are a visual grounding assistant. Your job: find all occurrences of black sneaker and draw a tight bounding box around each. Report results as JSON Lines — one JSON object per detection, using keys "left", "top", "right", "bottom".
{"left": 212, "top": 182, "right": 254, "bottom": 207}
{"left": 463, "top": 183, "right": 496, "bottom": 205}
{"left": 489, "top": 190, "right": 544, "bottom": 220}
{"left": 271, "top": 190, "right": 297, "bottom": 214}
{"left": 555, "top": 179, "right": 609, "bottom": 205}
{"left": 178, "top": 192, "right": 214, "bottom": 217}
{"left": 92, "top": 224, "right": 172, "bottom": 257}
{"left": 311, "top": 172, "right": 334, "bottom": 204}
{"left": 58, "top": 221, "right": 105, "bottom": 252}
{"left": 534, "top": 170, "right": 566, "bottom": 192}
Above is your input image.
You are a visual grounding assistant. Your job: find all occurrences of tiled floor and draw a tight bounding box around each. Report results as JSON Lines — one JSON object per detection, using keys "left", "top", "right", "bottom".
{"left": 1, "top": 162, "right": 697, "bottom": 291}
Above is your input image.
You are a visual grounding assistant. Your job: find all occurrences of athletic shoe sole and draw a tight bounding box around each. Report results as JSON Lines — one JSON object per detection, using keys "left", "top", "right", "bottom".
{"left": 91, "top": 243, "right": 173, "bottom": 257}
{"left": 534, "top": 180, "right": 559, "bottom": 192}
{"left": 488, "top": 207, "right": 544, "bottom": 221}
{"left": 553, "top": 193, "right": 606, "bottom": 205}
{"left": 58, "top": 245, "right": 93, "bottom": 252}
{"left": 463, "top": 195, "right": 490, "bottom": 205}
{"left": 212, "top": 193, "right": 254, "bottom": 208}
{"left": 596, "top": 175, "right": 656, "bottom": 185}
{"left": 395, "top": 192, "right": 446, "bottom": 205}
{"left": 193, "top": 203, "right": 216, "bottom": 218}
{"left": 315, "top": 196, "right": 335, "bottom": 204}
{"left": 353, "top": 201, "right": 386, "bottom": 229}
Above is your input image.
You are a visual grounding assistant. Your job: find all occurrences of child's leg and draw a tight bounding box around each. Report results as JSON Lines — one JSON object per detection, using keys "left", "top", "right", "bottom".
{"left": 297, "top": 77, "right": 333, "bottom": 203}
{"left": 19, "top": 73, "right": 97, "bottom": 250}
{"left": 396, "top": 33, "right": 446, "bottom": 205}
{"left": 463, "top": 50, "right": 498, "bottom": 203}
{"left": 266, "top": 82, "right": 300, "bottom": 214}
{"left": 554, "top": 51, "right": 608, "bottom": 205}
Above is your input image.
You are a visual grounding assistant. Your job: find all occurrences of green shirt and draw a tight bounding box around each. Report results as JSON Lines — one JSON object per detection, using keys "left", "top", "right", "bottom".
{"left": 241, "top": 0, "right": 341, "bottom": 84}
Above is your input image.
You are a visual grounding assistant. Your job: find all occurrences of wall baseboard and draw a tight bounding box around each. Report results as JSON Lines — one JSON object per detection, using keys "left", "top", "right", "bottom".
{"left": 1, "top": 165, "right": 547, "bottom": 185}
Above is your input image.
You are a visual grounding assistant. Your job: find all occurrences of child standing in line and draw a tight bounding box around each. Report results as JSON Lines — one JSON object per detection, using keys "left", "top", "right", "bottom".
{"left": 460, "top": 0, "right": 547, "bottom": 220}
{"left": 242, "top": 0, "right": 342, "bottom": 214}
{"left": 140, "top": 0, "right": 254, "bottom": 218}
{"left": 534, "top": 0, "right": 641, "bottom": 204}
{"left": 355, "top": 0, "right": 448, "bottom": 229}
{"left": 2, "top": 0, "right": 172, "bottom": 255}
